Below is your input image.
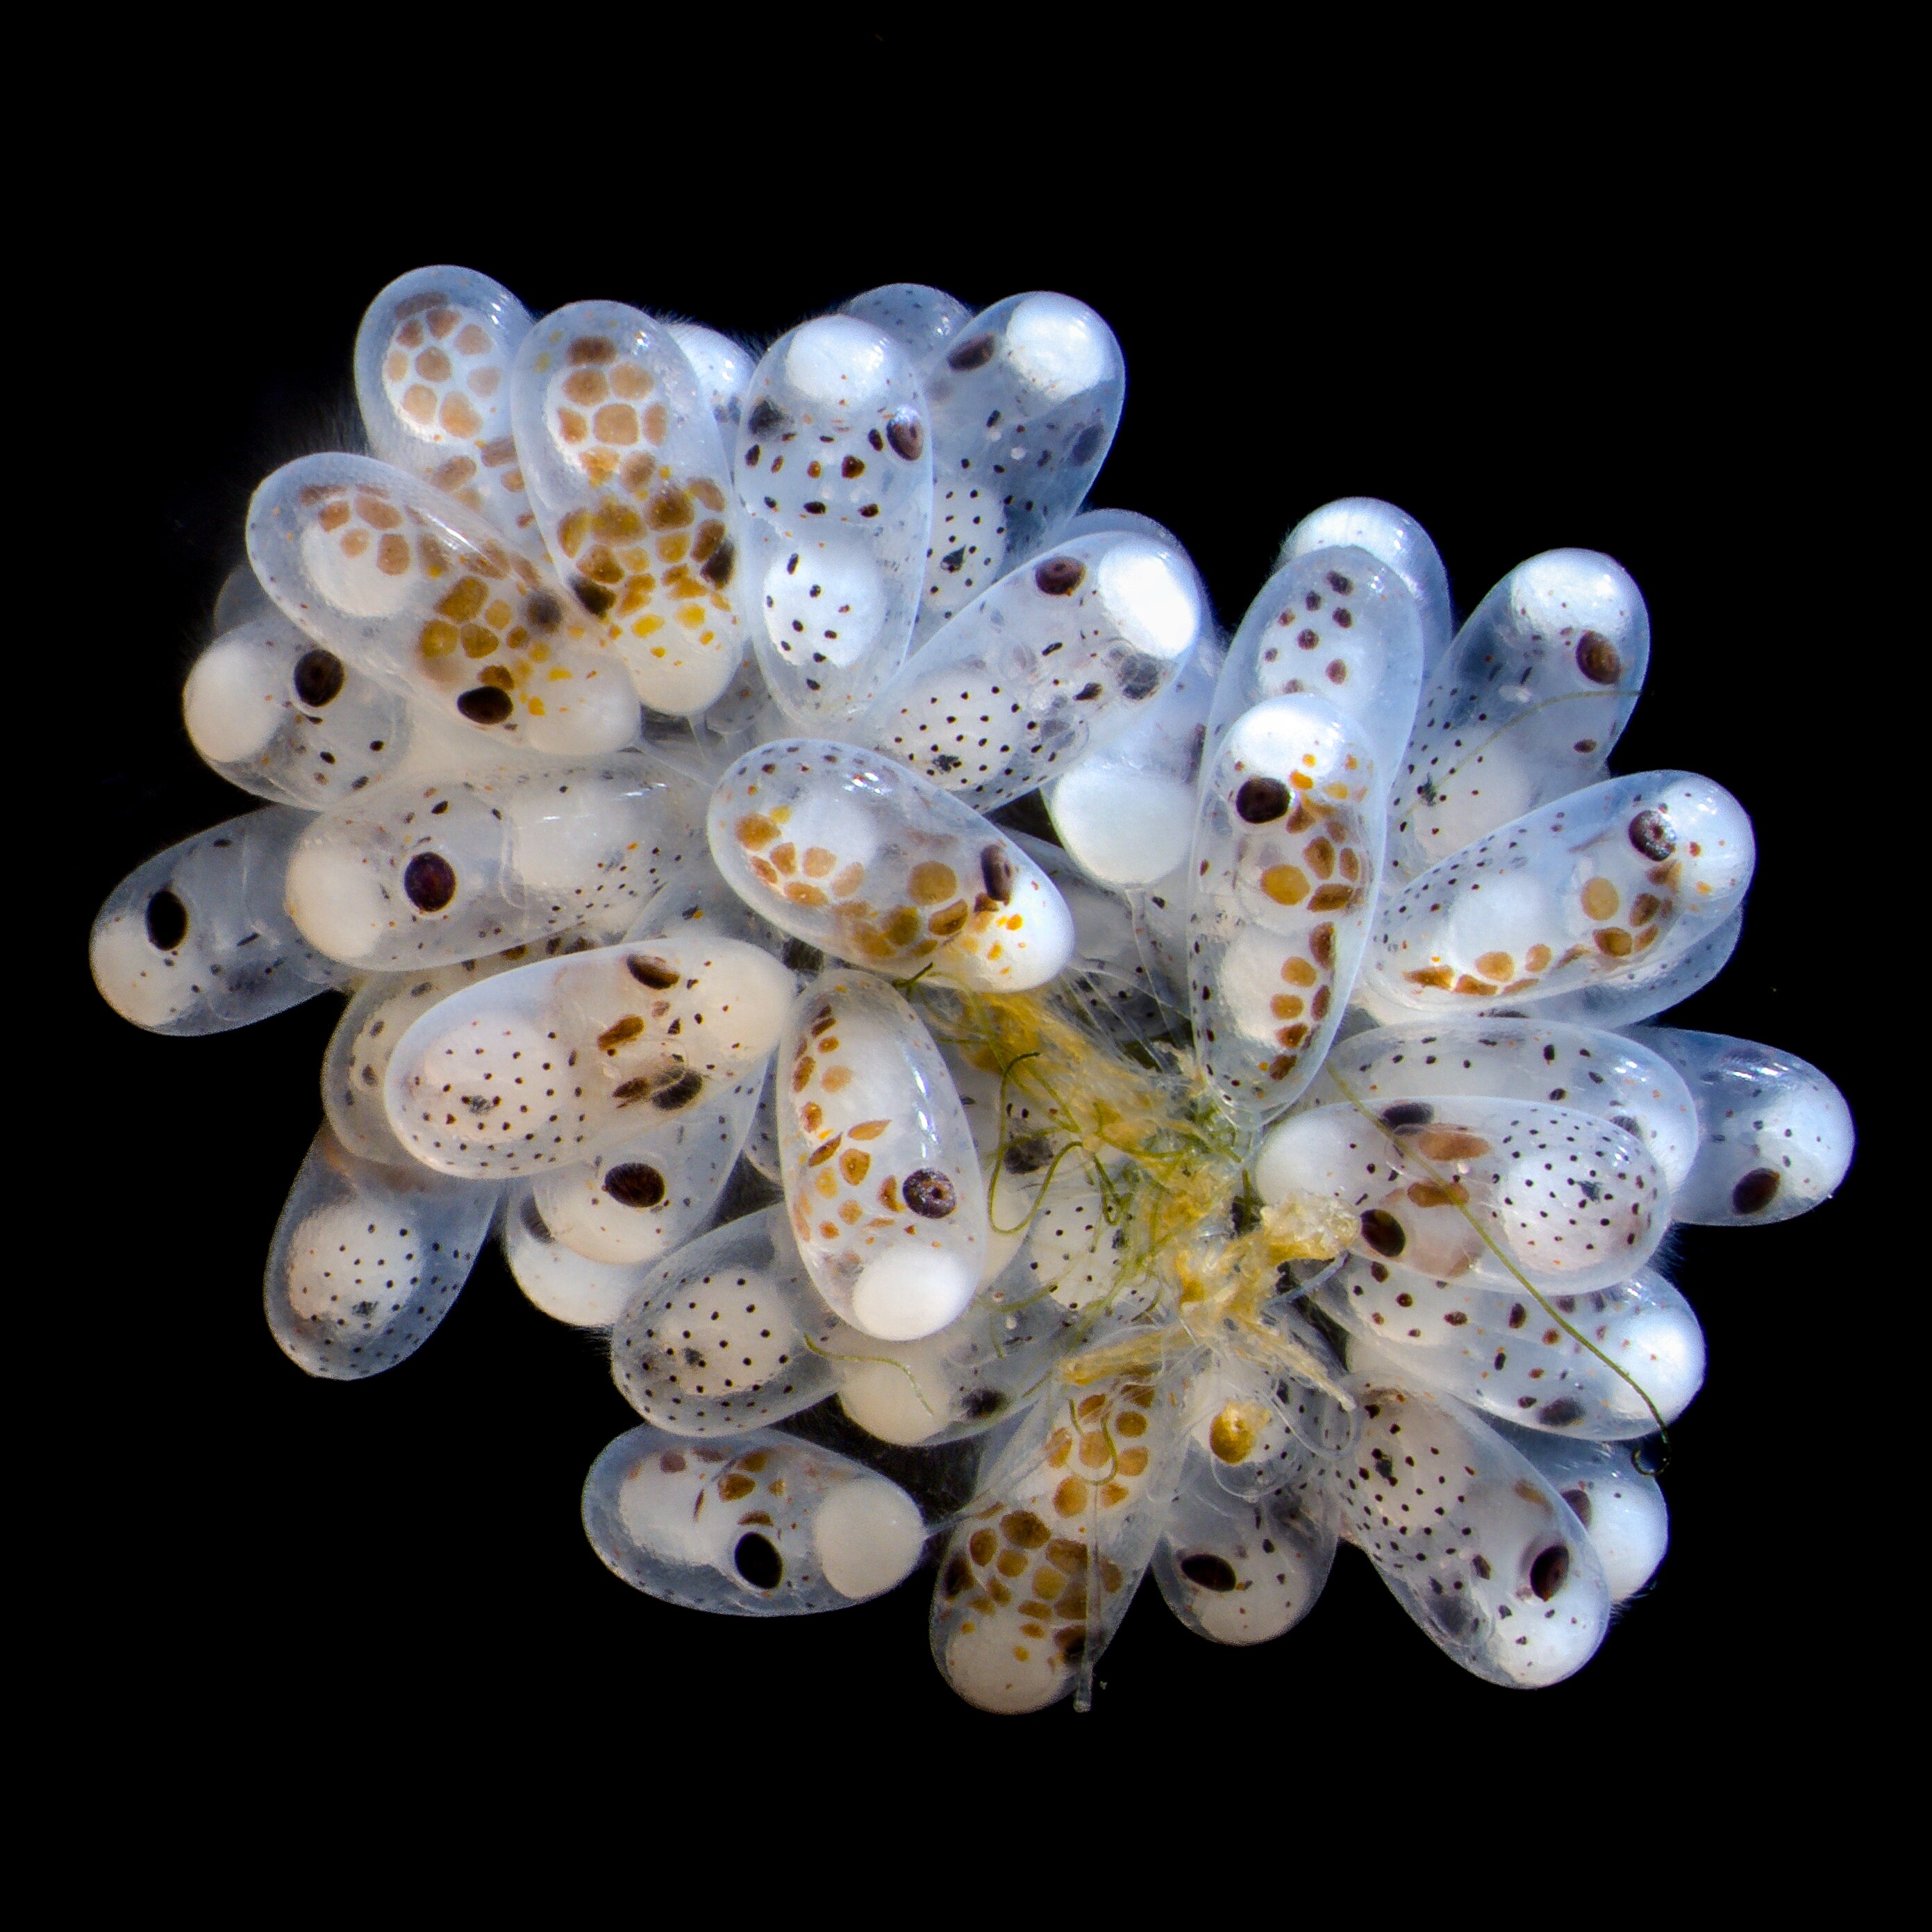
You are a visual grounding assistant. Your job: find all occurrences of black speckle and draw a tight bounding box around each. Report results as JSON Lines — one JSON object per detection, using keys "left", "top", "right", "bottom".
{"left": 947, "top": 333, "right": 997, "bottom": 372}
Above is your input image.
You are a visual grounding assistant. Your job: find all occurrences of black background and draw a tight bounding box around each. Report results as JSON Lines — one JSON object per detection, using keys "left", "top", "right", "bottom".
{"left": 44, "top": 91, "right": 1872, "bottom": 1805}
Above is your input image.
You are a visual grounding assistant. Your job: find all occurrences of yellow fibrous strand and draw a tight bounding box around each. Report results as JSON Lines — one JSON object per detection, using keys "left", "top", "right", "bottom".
{"left": 918, "top": 986, "right": 1358, "bottom": 1404}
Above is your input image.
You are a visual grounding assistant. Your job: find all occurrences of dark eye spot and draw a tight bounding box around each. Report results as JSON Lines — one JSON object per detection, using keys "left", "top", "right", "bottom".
{"left": 1235, "top": 776, "right": 1289, "bottom": 823}
{"left": 1731, "top": 1167, "right": 1781, "bottom": 1215}
{"left": 1179, "top": 1553, "right": 1239, "bottom": 1592}
{"left": 1561, "top": 1487, "right": 1594, "bottom": 1528}
{"left": 144, "top": 888, "right": 188, "bottom": 951}
{"left": 779, "top": 938, "right": 824, "bottom": 974}
{"left": 651, "top": 1069, "right": 704, "bottom": 1112}
{"left": 902, "top": 1169, "right": 958, "bottom": 1218}
{"left": 1069, "top": 423, "right": 1105, "bottom": 465}
{"left": 1003, "top": 1134, "right": 1055, "bottom": 1175}
{"left": 1379, "top": 1101, "right": 1435, "bottom": 1129}
{"left": 947, "top": 333, "right": 997, "bottom": 372}
{"left": 603, "top": 1163, "right": 667, "bottom": 1209}
{"left": 941, "top": 1552, "right": 974, "bottom": 1597}
{"left": 518, "top": 1194, "right": 552, "bottom": 1243}
{"left": 747, "top": 397, "right": 789, "bottom": 438}
{"left": 525, "top": 590, "right": 564, "bottom": 630}
{"left": 572, "top": 578, "right": 616, "bottom": 617}
{"left": 961, "top": 1388, "right": 1005, "bottom": 1419}
{"left": 1033, "top": 556, "right": 1085, "bottom": 595}
{"left": 733, "top": 1532, "right": 783, "bottom": 1589}
{"left": 403, "top": 853, "right": 457, "bottom": 911}
{"left": 1529, "top": 1545, "right": 1570, "bottom": 1600}
{"left": 1537, "top": 1397, "right": 1587, "bottom": 1429}
{"left": 885, "top": 411, "right": 924, "bottom": 460}
{"left": 1118, "top": 653, "right": 1163, "bottom": 700}
{"left": 1628, "top": 809, "right": 1676, "bottom": 860}
{"left": 979, "top": 842, "right": 1015, "bottom": 903}
{"left": 699, "top": 539, "right": 736, "bottom": 588}
{"left": 1575, "top": 631, "right": 1623, "bottom": 684}
{"left": 626, "top": 953, "right": 681, "bottom": 989}
{"left": 456, "top": 686, "right": 514, "bottom": 725}
{"left": 1359, "top": 1210, "right": 1406, "bottom": 1258}
{"left": 292, "top": 649, "right": 345, "bottom": 707}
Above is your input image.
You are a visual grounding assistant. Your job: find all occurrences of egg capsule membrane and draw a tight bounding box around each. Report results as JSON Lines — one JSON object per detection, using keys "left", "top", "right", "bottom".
{"left": 931, "top": 1359, "right": 1194, "bottom": 1715}
{"left": 1388, "top": 548, "right": 1651, "bottom": 883}
{"left": 1182, "top": 1344, "right": 1352, "bottom": 1506}
{"left": 706, "top": 738, "right": 1074, "bottom": 991}
{"left": 1363, "top": 769, "right": 1754, "bottom": 1022}
{"left": 1301, "top": 1017, "right": 1701, "bottom": 1194}
{"left": 912, "top": 292, "right": 1124, "bottom": 642}
{"left": 734, "top": 315, "right": 933, "bottom": 722}
{"left": 1209, "top": 544, "right": 1424, "bottom": 776}
{"left": 510, "top": 301, "right": 747, "bottom": 717}
{"left": 322, "top": 935, "right": 596, "bottom": 1165}
{"left": 1627, "top": 1026, "right": 1854, "bottom": 1225}
{"left": 247, "top": 453, "right": 638, "bottom": 759}
{"left": 863, "top": 529, "right": 1203, "bottom": 815}
{"left": 665, "top": 324, "right": 753, "bottom": 444}
{"left": 353, "top": 264, "right": 535, "bottom": 544}
{"left": 1488, "top": 1424, "right": 1669, "bottom": 1603}
{"left": 533, "top": 1063, "right": 760, "bottom": 1266}
{"left": 776, "top": 969, "right": 991, "bottom": 1341}
{"left": 501, "top": 1185, "right": 643, "bottom": 1328}
{"left": 265, "top": 1125, "right": 499, "bottom": 1380}
{"left": 1318, "top": 1254, "right": 1705, "bottom": 1439}
{"left": 1152, "top": 1447, "right": 1339, "bottom": 1647}
{"left": 183, "top": 613, "right": 425, "bottom": 807}
{"left": 830, "top": 1279, "right": 1086, "bottom": 1447}
{"left": 583, "top": 1424, "right": 927, "bottom": 1615}
{"left": 1302, "top": 1383, "right": 1611, "bottom": 1688}
{"left": 607, "top": 1204, "right": 846, "bottom": 1434}
{"left": 1040, "top": 513, "right": 1218, "bottom": 891}
{"left": 1256, "top": 1100, "right": 1668, "bottom": 1296}
{"left": 382, "top": 934, "right": 793, "bottom": 1179}
{"left": 1525, "top": 901, "right": 1744, "bottom": 1031}
{"left": 91, "top": 807, "right": 349, "bottom": 1035}
{"left": 840, "top": 283, "right": 974, "bottom": 362}
{"left": 1188, "top": 694, "right": 1385, "bottom": 1119}
{"left": 1279, "top": 496, "right": 1454, "bottom": 681}
{"left": 283, "top": 755, "right": 705, "bottom": 969}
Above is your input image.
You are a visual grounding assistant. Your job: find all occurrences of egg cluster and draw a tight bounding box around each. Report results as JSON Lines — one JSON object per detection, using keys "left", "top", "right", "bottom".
{"left": 91, "top": 267, "right": 1854, "bottom": 1713}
